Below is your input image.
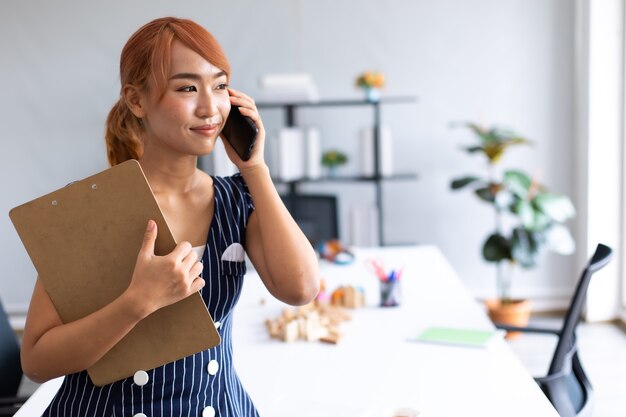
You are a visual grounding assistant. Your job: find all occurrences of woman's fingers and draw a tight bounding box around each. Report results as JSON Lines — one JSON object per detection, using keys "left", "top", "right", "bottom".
{"left": 180, "top": 246, "right": 198, "bottom": 268}
{"left": 190, "top": 277, "right": 205, "bottom": 293}
{"left": 180, "top": 249, "right": 204, "bottom": 293}
{"left": 228, "top": 89, "right": 257, "bottom": 110}
{"left": 229, "top": 94, "right": 262, "bottom": 130}
{"left": 171, "top": 241, "right": 193, "bottom": 262}
{"left": 129, "top": 236, "right": 206, "bottom": 314}
{"left": 189, "top": 261, "right": 204, "bottom": 281}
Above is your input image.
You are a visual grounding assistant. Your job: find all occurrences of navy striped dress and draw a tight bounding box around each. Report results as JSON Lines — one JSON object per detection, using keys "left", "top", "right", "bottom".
{"left": 42, "top": 174, "right": 260, "bottom": 417}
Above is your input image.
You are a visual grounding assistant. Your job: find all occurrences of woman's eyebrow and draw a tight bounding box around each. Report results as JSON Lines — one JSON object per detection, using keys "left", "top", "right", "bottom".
{"left": 169, "top": 71, "right": 227, "bottom": 81}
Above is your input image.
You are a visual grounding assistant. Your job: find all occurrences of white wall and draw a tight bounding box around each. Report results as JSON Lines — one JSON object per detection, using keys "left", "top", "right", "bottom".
{"left": 578, "top": 0, "right": 624, "bottom": 321}
{"left": 0, "top": 0, "right": 576, "bottom": 314}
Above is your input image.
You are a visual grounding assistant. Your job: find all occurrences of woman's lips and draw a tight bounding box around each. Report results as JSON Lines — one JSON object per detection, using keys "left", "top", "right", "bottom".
{"left": 190, "top": 124, "right": 219, "bottom": 136}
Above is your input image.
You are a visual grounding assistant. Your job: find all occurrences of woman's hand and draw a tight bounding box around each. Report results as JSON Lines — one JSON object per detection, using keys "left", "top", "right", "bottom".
{"left": 221, "top": 88, "right": 267, "bottom": 173}
{"left": 124, "top": 220, "right": 205, "bottom": 318}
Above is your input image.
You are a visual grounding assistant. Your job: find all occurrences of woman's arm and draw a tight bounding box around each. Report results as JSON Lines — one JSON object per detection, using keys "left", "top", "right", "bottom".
{"left": 21, "top": 220, "right": 204, "bottom": 383}
{"left": 223, "top": 89, "right": 320, "bottom": 305}
{"left": 242, "top": 166, "right": 320, "bottom": 305}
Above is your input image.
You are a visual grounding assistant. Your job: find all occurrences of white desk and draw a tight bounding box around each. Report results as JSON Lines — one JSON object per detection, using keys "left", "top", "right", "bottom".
{"left": 233, "top": 245, "right": 559, "bottom": 417}
{"left": 18, "top": 245, "right": 558, "bottom": 417}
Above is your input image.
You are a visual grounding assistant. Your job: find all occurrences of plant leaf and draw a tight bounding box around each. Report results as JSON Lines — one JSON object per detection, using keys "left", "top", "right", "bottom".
{"left": 544, "top": 224, "right": 576, "bottom": 255}
{"left": 512, "top": 199, "right": 551, "bottom": 231}
{"left": 465, "top": 123, "right": 490, "bottom": 142}
{"left": 483, "top": 144, "right": 505, "bottom": 163}
{"left": 513, "top": 200, "right": 535, "bottom": 228}
{"left": 531, "top": 211, "right": 552, "bottom": 232}
{"left": 463, "top": 145, "right": 485, "bottom": 154}
{"left": 474, "top": 186, "right": 495, "bottom": 203}
{"left": 504, "top": 170, "right": 532, "bottom": 199}
{"left": 494, "top": 189, "right": 515, "bottom": 210}
{"left": 533, "top": 193, "right": 576, "bottom": 222}
{"left": 511, "top": 227, "right": 542, "bottom": 268}
{"left": 451, "top": 176, "right": 482, "bottom": 190}
{"left": 482, "top": 233, "right": 512, "bottom": 263}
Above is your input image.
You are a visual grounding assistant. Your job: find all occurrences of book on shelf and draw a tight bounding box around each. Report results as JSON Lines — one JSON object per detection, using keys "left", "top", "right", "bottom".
{"left": 349, "top": 205, "right": 380, "bottom": 247}
{"left": 275, "top": 127, "right": 306, "bottom": 181}
{"left": 305, "top": 127, "right": 322, "bottom": 180}
{"left": 359, "top": 125, "right": 394, "bottom": 177}
{"left": 268, "top": 126, "right": 323, "bottom": 182}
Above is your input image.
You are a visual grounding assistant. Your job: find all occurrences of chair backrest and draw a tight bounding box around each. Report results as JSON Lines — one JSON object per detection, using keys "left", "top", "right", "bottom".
{"left": 548, "top": 243, "right": 613, "bottom": 375}
{"left": 0, "top": 298, "right": 23, "bottom": 398}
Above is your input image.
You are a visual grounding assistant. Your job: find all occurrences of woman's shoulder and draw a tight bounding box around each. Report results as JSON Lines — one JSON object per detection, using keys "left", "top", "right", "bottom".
{"left": 212, "top": 174, "right": 254, "bottom": 214}
{"left": 212, "top": 173, "right": 248, "bottom": 192}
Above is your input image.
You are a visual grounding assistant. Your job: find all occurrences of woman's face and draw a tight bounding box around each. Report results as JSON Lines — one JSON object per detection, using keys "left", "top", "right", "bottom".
{"left": 140, "top": 40, "right": 231, "bottom": 158}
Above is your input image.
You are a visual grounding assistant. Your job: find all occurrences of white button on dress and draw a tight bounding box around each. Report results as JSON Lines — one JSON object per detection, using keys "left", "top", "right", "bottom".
{"left": 207, "top": 359, "right": 219, "bottom": 375}
{"left": 133, "top": 413, "right": 147, "bottom": 417}
{"left": 202, "top": 405, "right": 215, "bottom": 417}
{"left": 133, "top": 370, "right": 149, "bottom": 386}
{"left": 214, "top": 321, "right": 221, "bottom": 330}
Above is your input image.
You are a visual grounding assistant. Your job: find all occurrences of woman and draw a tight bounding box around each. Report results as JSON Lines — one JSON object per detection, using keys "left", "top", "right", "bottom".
{"left": 20, "top": 17, "right": 320, "bottom": 417}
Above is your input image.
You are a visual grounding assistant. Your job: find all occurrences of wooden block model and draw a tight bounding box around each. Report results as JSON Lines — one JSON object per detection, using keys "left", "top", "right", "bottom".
{"left": 265, "top": 302, "right": 351, "bottom": 344}
{"left": 330, "top": 285, "right": 365, "bottom": 309}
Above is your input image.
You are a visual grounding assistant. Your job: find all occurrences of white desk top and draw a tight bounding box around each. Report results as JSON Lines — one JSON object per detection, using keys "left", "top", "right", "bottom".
{"left": 232, "top": 245, "right": 559, "bottom": 417}
{"left": 17, "top": 245, "right": 558, "bottom": 417}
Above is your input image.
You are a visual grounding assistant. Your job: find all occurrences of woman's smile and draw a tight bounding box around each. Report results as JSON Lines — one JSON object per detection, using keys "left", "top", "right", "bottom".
{"left": 190, "top": 123, "right": 220, "bottom": 136}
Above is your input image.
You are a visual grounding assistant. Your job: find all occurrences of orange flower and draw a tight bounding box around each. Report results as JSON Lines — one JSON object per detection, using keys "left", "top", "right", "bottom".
{"left": 356, "top": 70, "right": 385, "bottom": 89}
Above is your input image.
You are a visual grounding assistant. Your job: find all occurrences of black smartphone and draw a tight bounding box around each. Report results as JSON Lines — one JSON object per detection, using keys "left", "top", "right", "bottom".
{"left": 221, "top": 105, "right": 258, "bottom": 161}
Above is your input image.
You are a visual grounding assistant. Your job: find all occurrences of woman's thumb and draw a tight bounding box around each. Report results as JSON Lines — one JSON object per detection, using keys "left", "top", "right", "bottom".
{"left": 140, "top": 220, "right": 157, "bottom": 255}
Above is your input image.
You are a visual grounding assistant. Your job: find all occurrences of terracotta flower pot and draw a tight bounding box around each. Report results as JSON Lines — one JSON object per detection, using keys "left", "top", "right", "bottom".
{"left": 484, "top": 298, "right": 531, "bottom": 340}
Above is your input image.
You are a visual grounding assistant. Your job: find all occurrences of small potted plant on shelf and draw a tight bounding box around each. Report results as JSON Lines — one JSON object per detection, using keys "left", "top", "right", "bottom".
{"left": 321, "top": 149, "right": 348, "bottom": 177}
{"left": 355, "top": 70, "right": 385, "bottom": 102}
{"left": 450, "top": 123, "right": 575, "bottom": 337}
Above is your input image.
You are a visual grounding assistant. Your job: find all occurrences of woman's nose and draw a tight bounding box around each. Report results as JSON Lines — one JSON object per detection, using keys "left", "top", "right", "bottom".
{"left": 196, "top": 90, "right": 219, "bottom": 119}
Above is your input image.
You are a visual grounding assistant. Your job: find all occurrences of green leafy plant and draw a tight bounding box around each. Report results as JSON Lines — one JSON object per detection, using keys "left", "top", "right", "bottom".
{"left": 450, "top": 123, "right": 575, "bottom": 303}
{"left": 321, "top": 150, "right": 348, "bottom": 168}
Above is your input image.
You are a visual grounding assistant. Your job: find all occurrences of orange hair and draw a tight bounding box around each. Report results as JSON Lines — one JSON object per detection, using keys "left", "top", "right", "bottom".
{"left": 105, "top": 17, "right": 231, "bottom": 166}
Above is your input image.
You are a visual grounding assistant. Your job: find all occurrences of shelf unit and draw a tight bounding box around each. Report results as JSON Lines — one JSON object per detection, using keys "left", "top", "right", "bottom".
{"left": 257, "top": 96, "right": 418, "bottom": 245}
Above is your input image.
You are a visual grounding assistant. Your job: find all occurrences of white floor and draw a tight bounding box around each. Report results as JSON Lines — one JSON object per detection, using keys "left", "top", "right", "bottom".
{"left": 506, "top": 316, "right": 626, "bottom": 417}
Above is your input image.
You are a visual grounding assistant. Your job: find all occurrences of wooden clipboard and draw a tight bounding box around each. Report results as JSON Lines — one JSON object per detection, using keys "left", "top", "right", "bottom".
{"left": 9, "top": 159, "right": 220, "bottom": 386}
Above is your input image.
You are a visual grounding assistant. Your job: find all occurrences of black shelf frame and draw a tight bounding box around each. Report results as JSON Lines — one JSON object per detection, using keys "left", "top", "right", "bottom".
{"left": 257, "top": 96, "right": 417, "bottom": 246}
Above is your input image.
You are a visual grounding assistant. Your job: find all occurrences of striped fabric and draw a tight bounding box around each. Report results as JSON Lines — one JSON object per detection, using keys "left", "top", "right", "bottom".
{"left": 42, "top": 174, "right": 260, "bottom": 417}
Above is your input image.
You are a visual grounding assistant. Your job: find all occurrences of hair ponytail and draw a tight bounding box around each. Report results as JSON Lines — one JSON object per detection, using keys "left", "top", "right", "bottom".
{"left": 104, "top": 99, "right": 143, "bottom": 166}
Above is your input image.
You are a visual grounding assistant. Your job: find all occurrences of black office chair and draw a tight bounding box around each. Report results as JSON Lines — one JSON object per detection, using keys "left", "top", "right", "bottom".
{"left": 0, "top": 298, "right": 28, "bottom": 416}
{"left": 495, "top": 243, "right": 612, "bottom": 417}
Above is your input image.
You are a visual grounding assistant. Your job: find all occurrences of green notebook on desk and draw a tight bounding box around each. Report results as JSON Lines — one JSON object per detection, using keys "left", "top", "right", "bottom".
{"left": 414, "top": 327, "right": 502, "bottom": 348}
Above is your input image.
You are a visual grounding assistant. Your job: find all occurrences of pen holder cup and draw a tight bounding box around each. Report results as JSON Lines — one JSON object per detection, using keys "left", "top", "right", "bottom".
{"left": 379, "top": 280, "right": 401, "bottom": 307}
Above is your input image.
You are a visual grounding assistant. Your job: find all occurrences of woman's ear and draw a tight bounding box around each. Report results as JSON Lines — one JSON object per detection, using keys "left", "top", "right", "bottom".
{"left": 123, "top": 84, "right": 146, "bottom": 118}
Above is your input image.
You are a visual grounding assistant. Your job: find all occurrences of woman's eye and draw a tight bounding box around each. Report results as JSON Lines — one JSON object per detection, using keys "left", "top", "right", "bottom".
{"left": 216, "top": 83, "right": 229, "bottom": 90}
{"left": 178, "top": 85, "right": 197, "bottom": 92}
